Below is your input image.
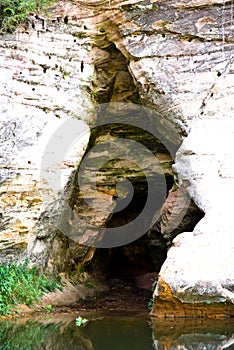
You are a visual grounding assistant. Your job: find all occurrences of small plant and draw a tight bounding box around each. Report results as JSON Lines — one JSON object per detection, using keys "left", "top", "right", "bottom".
{"left": 42, "top": 304, "right": 52, "bottom": 313}
{"left": 85, "top": 282, "right": 93, "bottom": 288}
{"left": 75, "top": 316, "right": 88, "bottom": 327}
{"left": 148, "top": 277, "right": 158, "bottom": 310}
{"left": 147, "top": 320, "right": 153, "bottom": 329}
{"left": 74, "top": 31, "right": 87, "bottom": 39}
{"left": 148, "top": 298, "right": 153, "bottom": 311}
{"left": 90, "top": 90, "right": 98, "bottom": 102}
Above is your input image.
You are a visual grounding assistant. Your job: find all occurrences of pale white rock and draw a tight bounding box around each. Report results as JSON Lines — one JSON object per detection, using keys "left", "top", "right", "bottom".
{"left": 0, "top": 21, "right": 94, "bottom": 263}
{"left": 156, "top": 96, "right": 234, "bottom": 305}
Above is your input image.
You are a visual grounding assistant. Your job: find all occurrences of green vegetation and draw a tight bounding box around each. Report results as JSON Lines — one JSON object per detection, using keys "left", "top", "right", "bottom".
{"left": 0, "top": 0, "right": 56, "bottom": 32}
{"left": 42, "top": 304, "right": 53, "bottom": 313}
{"left": 148, "top": 278, "right": 158, "bottom": 311}
{"left": 73, "top": 31, "right": 88, "bottom": 39}
{"left": 75, "top": 316, "right": 89, "bottom": 327}
{"left": 0, "top": 260, "right": 61, "bottom": 315}
{"left": 85, "top": 282, "right": 93, "bottom": 288}
{"left": 148, "top": 297, "right": 153, "bottom": 311}
{"left": 0, "top": 320, "right": 60, "bottom": 349}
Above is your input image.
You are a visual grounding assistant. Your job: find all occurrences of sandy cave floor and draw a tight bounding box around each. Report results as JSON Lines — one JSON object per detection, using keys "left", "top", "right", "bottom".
{"left": 13, "top": 278, "right": 152, "bottom": 318}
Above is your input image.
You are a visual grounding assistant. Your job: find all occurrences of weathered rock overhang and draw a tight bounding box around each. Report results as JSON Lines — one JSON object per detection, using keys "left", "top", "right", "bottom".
{"left": 74, "top": 0, "right": 234, "bottom": 316}
{"left": 58, "top": 10, "right": 205, "bottom": 286}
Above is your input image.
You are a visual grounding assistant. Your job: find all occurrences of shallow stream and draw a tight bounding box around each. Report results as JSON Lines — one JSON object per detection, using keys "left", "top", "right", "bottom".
{"left": 0, "top": 313, "right": 233, "bottom": 349}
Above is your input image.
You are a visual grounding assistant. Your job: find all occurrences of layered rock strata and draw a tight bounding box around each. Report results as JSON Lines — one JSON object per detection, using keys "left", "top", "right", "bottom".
{"left": 82, "top": 0, "right": 234, "bottom": 315}
{"left": 0, "top": 4, "right": 94, "bottom": 267}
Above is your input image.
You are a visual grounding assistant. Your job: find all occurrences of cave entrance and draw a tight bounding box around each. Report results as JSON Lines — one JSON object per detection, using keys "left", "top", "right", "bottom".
{"left": 72, "top": 39, "right": 205, "bottom": 310}
{"left": 84, "top": 233, "right": 164, "bottom": 312}
{"left": 89, "top": 231, "right": 166, "bottom": 289}
{"left": 86, "top": 187, "right": 204, "bottom": 294}
{"left": 84, "top": 39, "right": 174, "bottom": 292}
{"left": 87, "top": 160, "right": 172, "bottom": 292}
{"left": 87, "top": 196, "right": 168, "bottom": 292}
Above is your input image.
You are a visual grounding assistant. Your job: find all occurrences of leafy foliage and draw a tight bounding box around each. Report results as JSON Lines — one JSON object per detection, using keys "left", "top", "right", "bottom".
{"left": 75, "top": 316, "right": 89, "bottom": 327}
{"left": 0, "top": 0, "right": 56, "bottom": 32}
{"left": 0, "top": 260, "right": 61, "bottom": 315}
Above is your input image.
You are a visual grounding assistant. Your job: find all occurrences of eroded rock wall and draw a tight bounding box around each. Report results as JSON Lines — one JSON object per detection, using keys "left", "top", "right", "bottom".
{"left": 82, "top": 0, "right": 234, "bottom": 315}
{"left": 0, "top": 3, "right": 94, "bottom": 268}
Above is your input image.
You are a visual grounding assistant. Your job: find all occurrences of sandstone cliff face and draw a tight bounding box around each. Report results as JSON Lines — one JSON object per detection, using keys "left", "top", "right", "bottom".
{"left": 0, "top": 4, "right": 94, "bottom": 268}
{"left": 80, "top": 0, "right": 234, "bottom": 315}
{"left": 0, "top": 0, "right": 234, "bottom": 316}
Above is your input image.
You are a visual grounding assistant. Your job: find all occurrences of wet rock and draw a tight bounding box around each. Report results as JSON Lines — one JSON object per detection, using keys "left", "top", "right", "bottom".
{"left": 92, "top": 46, "right": 110, "bottom": 68}
{"left": 134, "top": 272, "right": 157, "bottom": 291}
{"left": 157, "top": 188, "right": 204, "bottom": 245}
{"left": 152, "top": 318, "right": 234, "bottom": 349}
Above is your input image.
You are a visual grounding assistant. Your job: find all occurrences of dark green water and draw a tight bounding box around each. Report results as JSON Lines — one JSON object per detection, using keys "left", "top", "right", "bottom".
{"left": 0, "top": 314, "right": 233, "bottom": 350}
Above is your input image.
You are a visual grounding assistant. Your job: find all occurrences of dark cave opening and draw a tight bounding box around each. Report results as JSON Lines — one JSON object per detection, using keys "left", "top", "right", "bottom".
{"left": 76, "top": 39, "right": 205, "bottom": 303}
{"left": 83, "top": 125, "right": 204, "bottom": 292}
{"left": 86, "top": 189, "right": 204, "bottom": 293}
{"left": 86, "top": 151, "right": 173, "bottom": 290}
{"left": 88, "top": 233, "right": 166, "bottom": 284}
{"left": 87, "top": 181, "right": 169, "bottom": 292}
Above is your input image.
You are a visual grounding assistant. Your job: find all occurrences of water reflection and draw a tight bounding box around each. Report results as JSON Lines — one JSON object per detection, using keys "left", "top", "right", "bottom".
{"left": 0, "top": 315, "right": 153, "bottom": 350}
{"left": 152, "top": 318, "right": 234, "bottom": 350}
{"left": 0, "top": 314, "right": 233, "bottom": 350}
